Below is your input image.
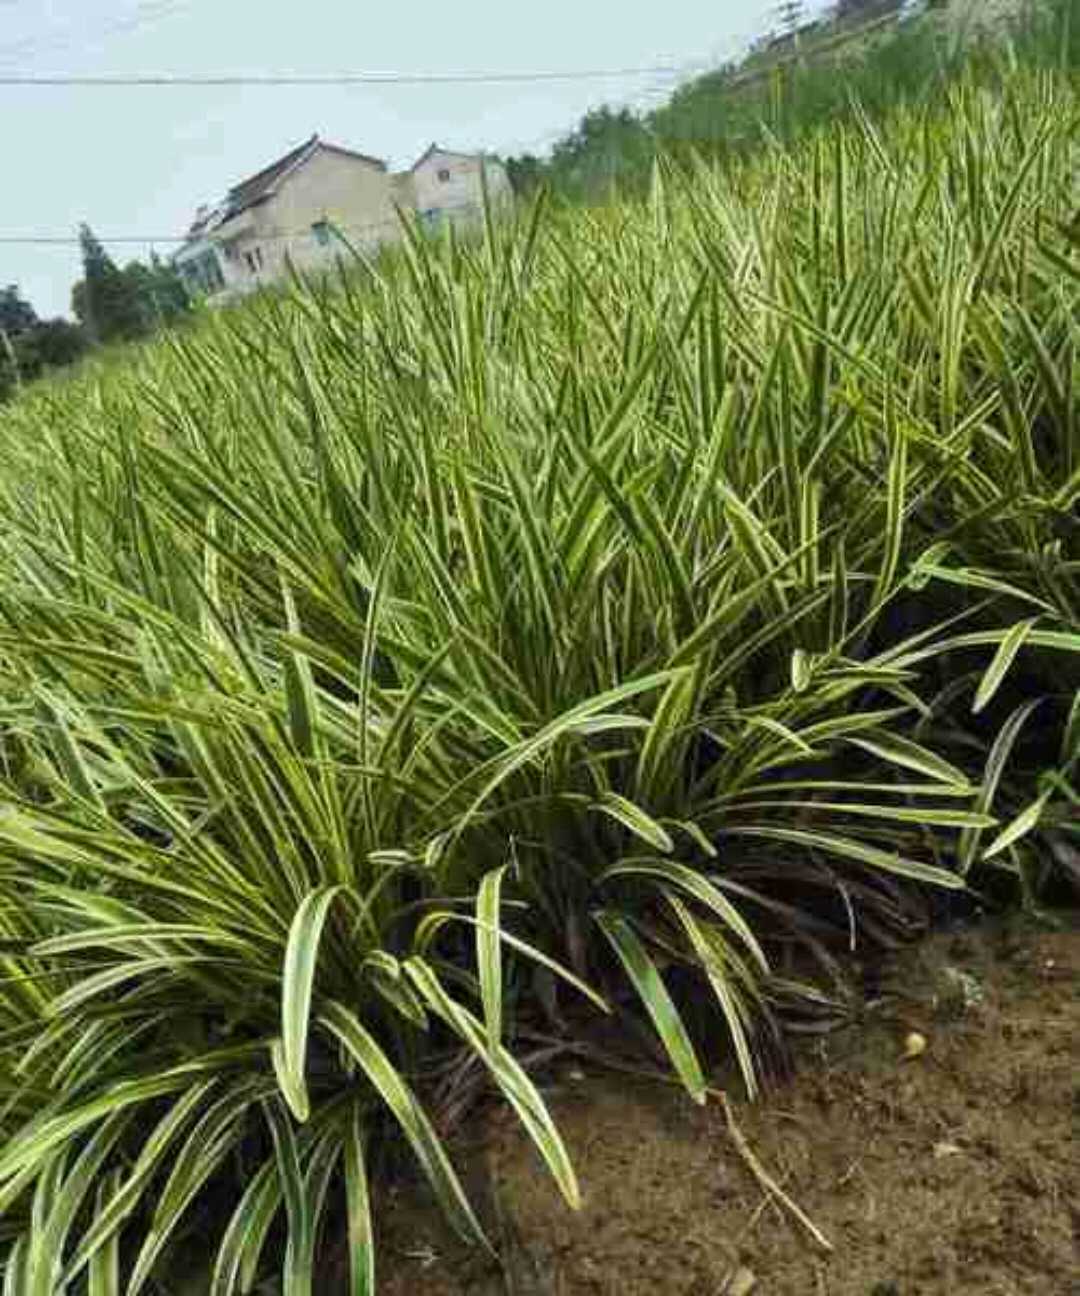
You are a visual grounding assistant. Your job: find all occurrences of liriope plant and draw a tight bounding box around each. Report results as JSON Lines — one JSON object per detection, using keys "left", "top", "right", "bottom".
{"left": 0, "top": 46, "right": 1076, "bottom": 1294}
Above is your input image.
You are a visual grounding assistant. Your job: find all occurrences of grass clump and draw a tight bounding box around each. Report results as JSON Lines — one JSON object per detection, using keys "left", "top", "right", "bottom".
{"left": 0, "top": 42, "right": 1078, "bottom": 1296}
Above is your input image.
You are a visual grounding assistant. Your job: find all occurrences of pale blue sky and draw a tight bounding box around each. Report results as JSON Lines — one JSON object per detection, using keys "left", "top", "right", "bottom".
{"left": 1, "top": 1, "right": 826, "bottom": 317}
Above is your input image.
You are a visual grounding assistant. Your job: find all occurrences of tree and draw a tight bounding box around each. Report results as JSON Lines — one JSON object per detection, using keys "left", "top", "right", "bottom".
{"left": 0, "top": 316, "right": 89, "bottom": 403}
{"left": 25, "top": 318, "right": 87, "bottom": 370}
{"left": 0, "top": 285, "right": 38, "bottom": 400}
{"left": 505, "top": 154, "right": 546, "bottom": 198}
{"left": 0, "top": 283, "right": 91, "bottom": 404}
{"left": 72, "top": 224, "right": 146, "bottom": 344}
{"left": 122, "top": 253, "right": 191, "bottom": 330}
{"left": 546, "top": 106, "right": 654, "bottom": 200}
{"left": 504, "top": 106, "right": 657, "bottom": 204}
{"left": 72, "top": 232, "right": 191, "bottom": 344}
{"left": 0, "top": 285, "right": 37, "bottom": 335}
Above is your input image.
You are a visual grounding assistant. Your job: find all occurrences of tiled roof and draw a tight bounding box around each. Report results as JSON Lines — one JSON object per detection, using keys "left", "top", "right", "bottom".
{"left": 219, "top": 135, "right": 389, "bottom": 223}
{"left": 221, "top": 134, "right": 320, "bottom": 221}
{"left": 183, "top": 135, "right": 390, "bottom": 242}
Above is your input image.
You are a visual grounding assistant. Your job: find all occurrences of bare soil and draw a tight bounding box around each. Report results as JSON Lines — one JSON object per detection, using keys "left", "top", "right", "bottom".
{"left": 378, "top": 917, "right": 1079, "bottom": 1295}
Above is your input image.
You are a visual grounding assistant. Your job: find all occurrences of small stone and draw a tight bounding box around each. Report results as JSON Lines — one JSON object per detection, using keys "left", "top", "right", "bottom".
{"left": 723, "top": 1267, "right": 757, "bottom": 1296}
{"left": 933, "top": 1141, "right": 963, "bottom": 1159}
{"left": 903, "top": 1031, "right": 927, "bottom": 1059}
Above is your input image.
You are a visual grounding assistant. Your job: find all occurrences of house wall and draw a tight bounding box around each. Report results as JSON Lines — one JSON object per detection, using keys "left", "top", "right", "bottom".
{"left": 205, "top": 202, "right": 268, "bottom": 297}
{"left": 410, "top": 151, "right": 512, "bottom": 230}
{"left": 259, "top": 148, "right": 401, "bottom": 283}
{"left": 392, "top": 173, "right": 417, "bottom": 213}
{"left": 199, "top": 148, "right": 402, "bottom": 296}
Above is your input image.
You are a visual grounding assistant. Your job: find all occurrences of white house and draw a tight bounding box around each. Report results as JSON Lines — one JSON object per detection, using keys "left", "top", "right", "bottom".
{"left": 174, "top": 135, "right": 513, "bottom": 302}
{"left": 402, "top": 144, "right": 513, "bottom": 233}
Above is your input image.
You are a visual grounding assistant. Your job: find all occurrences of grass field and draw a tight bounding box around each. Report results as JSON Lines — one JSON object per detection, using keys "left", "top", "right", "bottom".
{"left": 0, "top": 10, "right": 1078, "bottom": 1293}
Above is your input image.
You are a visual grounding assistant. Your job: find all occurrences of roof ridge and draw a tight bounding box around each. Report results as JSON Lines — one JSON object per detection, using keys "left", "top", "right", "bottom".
{"left": 183, "top": 133, "right": 391, "bottom": 239}
{"left": 225, "top": 133, "right": 319, "bottom": 200}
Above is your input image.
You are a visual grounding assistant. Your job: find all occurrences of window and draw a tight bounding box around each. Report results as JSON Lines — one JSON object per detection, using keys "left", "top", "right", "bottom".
{"left": 312, "top": 220, "right": 331, "bottom": 247}
{"left": 437, "top": 167, "right": 451, "bottom": 183}
{"left": 244, "top": 246, "right": 264, "bottom": 274}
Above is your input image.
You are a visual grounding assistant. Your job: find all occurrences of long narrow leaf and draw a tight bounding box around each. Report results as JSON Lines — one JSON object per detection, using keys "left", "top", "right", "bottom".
{"left": 279, "top": 886, "right": 348, "bottom": 1122}
{"left": 594, "top": 910, "right": 706, "bottom": 1104}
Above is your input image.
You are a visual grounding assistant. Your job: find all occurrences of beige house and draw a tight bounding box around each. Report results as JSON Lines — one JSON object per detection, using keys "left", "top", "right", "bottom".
{"left": 174, "top": 135, "right": 397, "bottom": 300}
{"left": 175, "top": 135, "right": 511, "bottom": 301}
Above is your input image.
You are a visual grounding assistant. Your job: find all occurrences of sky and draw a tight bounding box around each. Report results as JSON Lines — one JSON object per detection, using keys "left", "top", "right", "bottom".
{"left": 0, "top": 0, "right": 828, "bottom": 318}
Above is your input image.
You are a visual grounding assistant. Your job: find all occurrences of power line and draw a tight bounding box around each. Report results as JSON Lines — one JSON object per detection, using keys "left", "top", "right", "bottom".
{"left": 0, "top": 236, "right": 198, "bottom": 245}
{"left": 0, "top": 65, "right": 685, "bottom": 87}
{"left": 0, "top": 217, "right": 407, "bottom": 246}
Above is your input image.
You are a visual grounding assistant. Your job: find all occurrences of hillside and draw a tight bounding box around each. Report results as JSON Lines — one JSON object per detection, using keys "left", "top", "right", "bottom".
{"left": 505, "top": 0, "right": 1048, "bottom": 199}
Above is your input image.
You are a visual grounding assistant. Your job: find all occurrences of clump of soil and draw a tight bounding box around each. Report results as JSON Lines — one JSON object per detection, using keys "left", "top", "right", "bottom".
{"left": 378, "top": 917, "right": 1079, "bottom": 1295}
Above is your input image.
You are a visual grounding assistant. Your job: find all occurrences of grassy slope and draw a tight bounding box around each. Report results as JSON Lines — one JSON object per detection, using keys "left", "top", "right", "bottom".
{"left": 508, "top": 0, "right": 1078, "bottom": 200}
{"left": 0, "top": 20, "right": 1077, "bottom": 1296}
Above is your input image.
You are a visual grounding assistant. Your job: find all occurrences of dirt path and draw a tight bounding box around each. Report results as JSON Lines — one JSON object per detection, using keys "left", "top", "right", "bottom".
{"left": 379, "top": 919, "right": 1079, "bottom": 1295}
